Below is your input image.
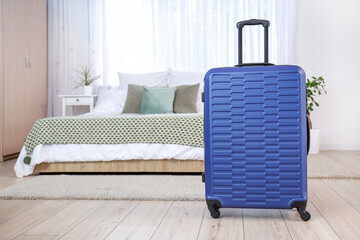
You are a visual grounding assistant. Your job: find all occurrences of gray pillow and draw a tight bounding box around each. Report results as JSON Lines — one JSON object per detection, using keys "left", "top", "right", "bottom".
{"left": 173, "top": 83, "right": 200, "bottom": 113}
{"left": 122, "top": 84, "right": 144, "bottom": 113}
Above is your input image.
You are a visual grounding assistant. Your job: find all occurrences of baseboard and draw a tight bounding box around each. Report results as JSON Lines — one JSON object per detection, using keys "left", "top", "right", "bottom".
{"left": 320, "top": 144, "right": 360, "bottom": 150}
{"left": 3, "top": 152, "right": 19, "bottom": 161}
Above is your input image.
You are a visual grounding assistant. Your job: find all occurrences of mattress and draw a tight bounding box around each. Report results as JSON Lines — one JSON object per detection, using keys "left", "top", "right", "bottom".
{"left": 14, "top": 143, "right": 204, "bottom": 177}
{"left": 14, "top": 113, "right": 204, "bottom": 177}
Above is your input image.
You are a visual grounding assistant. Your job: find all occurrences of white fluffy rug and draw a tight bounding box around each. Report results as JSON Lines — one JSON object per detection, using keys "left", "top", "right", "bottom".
{"left": 0, "top": 175, "right": 205, "bottom": 201}
{"left": 1, "top": 152, "right": 358, "bottom": 200}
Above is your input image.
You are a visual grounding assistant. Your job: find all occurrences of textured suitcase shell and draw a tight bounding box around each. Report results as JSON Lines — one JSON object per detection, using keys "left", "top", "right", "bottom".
{"left": 204, "top": 65, "right": 308, "bottom": 210}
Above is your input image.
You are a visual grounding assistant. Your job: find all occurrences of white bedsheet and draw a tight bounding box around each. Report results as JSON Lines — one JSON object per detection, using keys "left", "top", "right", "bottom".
{"left": 14, "top": 144, "right": 204, "bottom": 177}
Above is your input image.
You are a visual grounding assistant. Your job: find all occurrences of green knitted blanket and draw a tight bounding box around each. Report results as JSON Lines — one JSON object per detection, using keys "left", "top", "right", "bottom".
{"left": 23, "top": 114, "right": 204, "bottom": 164}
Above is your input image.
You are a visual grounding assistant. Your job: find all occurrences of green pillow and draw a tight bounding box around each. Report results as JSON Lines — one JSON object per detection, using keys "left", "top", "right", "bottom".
{"left": 123, "top": 84, "right": 144, "bottom": 113}
{"left": 140, "top": 86, "right": 176, "bottom": 114}
{"left": 174, "top": 83, "right": 199, "bottom": 113}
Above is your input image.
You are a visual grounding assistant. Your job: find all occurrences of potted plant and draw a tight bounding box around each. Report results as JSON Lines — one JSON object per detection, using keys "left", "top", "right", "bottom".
{"left": 306, "top": 76, "right": 327, "bottom": 154}
{"left": 73, "top": 65, "right": 101, "bottom": 95}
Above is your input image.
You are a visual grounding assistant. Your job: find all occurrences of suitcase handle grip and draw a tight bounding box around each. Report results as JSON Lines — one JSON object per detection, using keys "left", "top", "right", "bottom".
{"left": 236, "top": 19, "right": 272, "bottom": 66}
{"left": 237, "top": 19, "right": 270, "bottom": 28}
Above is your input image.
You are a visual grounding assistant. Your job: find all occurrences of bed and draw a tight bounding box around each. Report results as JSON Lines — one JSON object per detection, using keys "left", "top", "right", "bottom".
{"left": 14, "top": 69, "right": 206, "bottom": 177}
{"left": 14, "top": 113, "right": 204, "bottom": 177}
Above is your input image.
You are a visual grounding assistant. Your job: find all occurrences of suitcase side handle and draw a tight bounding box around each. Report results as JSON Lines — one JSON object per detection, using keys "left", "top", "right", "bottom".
{"left": 236, "top": 19, "right": 273, "bottom": 67}
{"left": 307, "top": 116, "right": 310, "bottom": 155}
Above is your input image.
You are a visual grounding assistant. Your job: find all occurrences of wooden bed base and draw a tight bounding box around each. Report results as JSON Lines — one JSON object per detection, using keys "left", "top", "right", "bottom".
{"left": 34, "top": 159, "right": 204, "bottom": 173}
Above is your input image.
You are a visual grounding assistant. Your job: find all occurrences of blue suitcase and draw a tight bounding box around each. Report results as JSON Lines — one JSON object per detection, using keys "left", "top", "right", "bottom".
{"left": 203, "top": 19, "right": 311, "bottom": 221}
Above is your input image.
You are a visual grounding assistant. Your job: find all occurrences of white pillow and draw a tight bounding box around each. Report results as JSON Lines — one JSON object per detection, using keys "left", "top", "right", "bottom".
{"left": 118, "top": 70, "right": 169, "bottom": 90}
{"left": 91, "top": 89, "right": 127, "bottom": 114}
{"left": 168, "top": 69, "right": 206, "bottom": 113}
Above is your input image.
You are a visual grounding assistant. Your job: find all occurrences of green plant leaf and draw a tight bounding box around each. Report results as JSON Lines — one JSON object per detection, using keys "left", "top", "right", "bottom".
{"left": 306, "top": 75, "right": 327, "bottom": 114}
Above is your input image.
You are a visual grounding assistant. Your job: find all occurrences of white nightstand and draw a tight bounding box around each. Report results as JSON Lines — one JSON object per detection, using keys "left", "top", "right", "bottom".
{"left": 58, "top": 95, "right": 97, "bottom": 116}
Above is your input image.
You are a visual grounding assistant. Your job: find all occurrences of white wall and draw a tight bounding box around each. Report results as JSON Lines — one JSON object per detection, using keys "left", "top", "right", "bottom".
{"left": 295, "top": 0, "right": 360, "bottom": 150}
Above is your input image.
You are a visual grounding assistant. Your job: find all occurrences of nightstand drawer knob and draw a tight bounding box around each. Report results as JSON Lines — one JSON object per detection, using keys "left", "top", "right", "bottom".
{"left": 76, "top": 99, "right": 79, "bottom": 102}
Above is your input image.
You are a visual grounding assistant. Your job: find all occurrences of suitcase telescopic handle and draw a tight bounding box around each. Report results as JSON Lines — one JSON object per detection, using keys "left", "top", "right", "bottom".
{"left": 236, "top": 19, "right": 273, "bottom": 67}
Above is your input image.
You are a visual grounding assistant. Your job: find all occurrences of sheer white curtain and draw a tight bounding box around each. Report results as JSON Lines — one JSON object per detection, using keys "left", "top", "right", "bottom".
{"left": 47, "top": 0, "right": 96, "bottom": 116}
{"left": 47, "top": 0, "right": 296, "bottom": 116}
{"left": 98, "top": 0, "right": 296, "bottom": 84}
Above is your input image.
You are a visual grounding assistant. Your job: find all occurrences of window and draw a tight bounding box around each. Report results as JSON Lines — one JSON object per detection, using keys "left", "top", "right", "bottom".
{"left": 89, "top": 0, "right": 296, "bottom": 85}
{"left": 48, "top": 0, "right": 296, "bottom": 96}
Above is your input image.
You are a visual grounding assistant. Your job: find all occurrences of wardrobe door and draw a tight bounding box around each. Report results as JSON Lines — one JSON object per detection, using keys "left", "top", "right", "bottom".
{"left": 3, "top": 0, "right": 28, "bottom": 155}
{"left": 26, "top": 0, "right": 47, "bottom": 135}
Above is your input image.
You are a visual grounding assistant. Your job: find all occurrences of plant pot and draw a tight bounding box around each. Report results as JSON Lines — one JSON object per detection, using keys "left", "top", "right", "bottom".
{"left": 309, "top": 128, "right": 320, "bottom": 154}
{"left": 83, "top": 85, "right": 93, "bottom": 95}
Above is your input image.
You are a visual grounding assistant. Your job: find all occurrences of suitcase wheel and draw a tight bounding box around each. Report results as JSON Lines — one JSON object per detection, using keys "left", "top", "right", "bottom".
{"left": 210, "top": 208, "right": 220, "bottom": 219}
{"left": 207, "top": 200, "right": 221, "bottom": 219}
{"left": 297, "top": 207, "right": 311, "bottom": 221}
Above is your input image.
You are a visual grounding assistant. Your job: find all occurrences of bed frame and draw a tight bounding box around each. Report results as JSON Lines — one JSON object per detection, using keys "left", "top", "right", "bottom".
{"left": 34, "top": 159, "right": 204, "bottom": 174}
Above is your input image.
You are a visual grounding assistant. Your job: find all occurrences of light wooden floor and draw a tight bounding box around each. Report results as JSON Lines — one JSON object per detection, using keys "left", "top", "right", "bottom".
{"left": 0, "top": 150, "right": 359, "bottom": 240}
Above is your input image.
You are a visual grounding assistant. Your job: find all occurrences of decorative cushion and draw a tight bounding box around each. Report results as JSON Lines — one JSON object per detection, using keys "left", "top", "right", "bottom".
{"left": 122, "top": 84, "right": 144, "bottom": 113}
{"left": 118, "top": 70, "right": 169, "bottom": 90}
{"left": 173, "top": 84, "right": 199, "bottom": 113}
{"left": 140, "top": 86, "right": 176, "bottom": 114}
{"left": 168, "top": 69, "right": 205, "bottom": 113}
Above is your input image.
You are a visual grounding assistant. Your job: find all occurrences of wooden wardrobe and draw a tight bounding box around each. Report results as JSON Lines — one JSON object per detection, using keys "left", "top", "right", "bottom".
{"left": 0, "top": 0, "right": 47, "bottom": 161}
